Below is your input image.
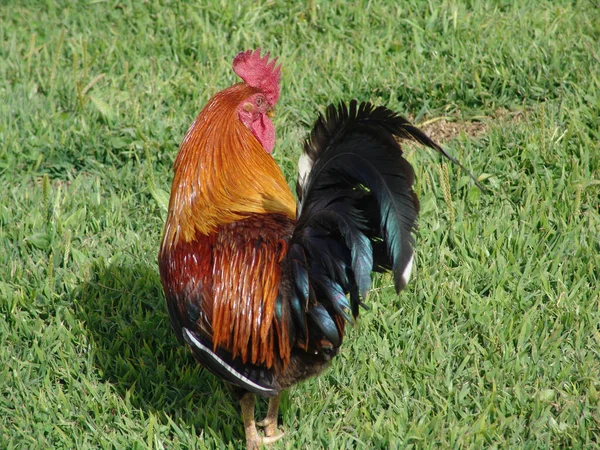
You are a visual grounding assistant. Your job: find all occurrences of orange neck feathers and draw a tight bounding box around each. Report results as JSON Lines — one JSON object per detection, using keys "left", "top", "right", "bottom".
{"left": 161, "top": 83, "right": 296, "bottom": 250}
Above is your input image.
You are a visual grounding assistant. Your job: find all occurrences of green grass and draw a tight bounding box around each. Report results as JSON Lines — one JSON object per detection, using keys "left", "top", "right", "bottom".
{"left": 1, "top": 0, "right": 599, "bottom": 448}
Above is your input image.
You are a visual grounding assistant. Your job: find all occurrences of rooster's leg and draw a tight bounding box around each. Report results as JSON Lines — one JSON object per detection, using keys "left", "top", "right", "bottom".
{"left": 240, "top": 393, "right": 261, "bottom": 450}
{"left": 240, "top": 393, "right": 284, "bottom": 450}
{"left": 257, "top": 393, "right": 283, "bottom": 439}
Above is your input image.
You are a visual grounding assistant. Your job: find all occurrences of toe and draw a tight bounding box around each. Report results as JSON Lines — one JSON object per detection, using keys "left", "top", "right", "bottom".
{"left": 256, "top": 417, "right": 274, "bottom": 428}
{"left": 261, "top": 431, "right": 285, "bottom": 445}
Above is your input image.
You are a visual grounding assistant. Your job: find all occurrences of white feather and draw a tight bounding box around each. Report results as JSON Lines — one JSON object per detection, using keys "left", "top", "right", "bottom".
{"left": 182, "top": 328, "right": 273, "bottom": 395}
{"left": 297, "top": 152, "right": 313, "bottom": 190}
{"left": 402, "top": 253, "right": 415, "bottom": 286}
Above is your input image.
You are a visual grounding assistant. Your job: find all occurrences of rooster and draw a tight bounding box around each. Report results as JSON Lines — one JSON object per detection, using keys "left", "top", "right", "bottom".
{"left": 158, "top": 49, "right": 480, "bottom": 449}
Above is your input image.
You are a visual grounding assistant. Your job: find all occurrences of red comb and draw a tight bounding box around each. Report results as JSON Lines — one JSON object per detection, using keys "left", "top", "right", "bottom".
{"left": 233, "top": 49, "right": 281, "bottom": 105}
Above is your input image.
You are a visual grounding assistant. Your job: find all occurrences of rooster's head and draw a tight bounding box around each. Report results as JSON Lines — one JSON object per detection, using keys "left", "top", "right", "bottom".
{"left": 232, "top": 49, "right": 281, "bottom": 153}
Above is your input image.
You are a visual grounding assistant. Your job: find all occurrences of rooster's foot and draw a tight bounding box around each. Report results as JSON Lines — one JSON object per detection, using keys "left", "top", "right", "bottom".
{"left": 241, "top": 393, "right": 285, "bottom": 449}
{"left": 257, "top": 393, "right": 282, "bottom": 438}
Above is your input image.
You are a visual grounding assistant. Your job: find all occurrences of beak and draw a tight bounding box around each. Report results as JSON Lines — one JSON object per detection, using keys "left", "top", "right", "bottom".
{"left": 266, "top": 108, "right": 275, "bottom": 119}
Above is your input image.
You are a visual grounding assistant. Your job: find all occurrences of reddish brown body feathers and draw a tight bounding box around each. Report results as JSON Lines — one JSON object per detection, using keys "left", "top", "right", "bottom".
{"left": 209, "top": 215, "right": 294, "bottom": 367}
{"left": 159, "top": 214, "right": 294, "bottom": 368}
{"left": 159, "top": 82, "right": 296, "bottom": 371}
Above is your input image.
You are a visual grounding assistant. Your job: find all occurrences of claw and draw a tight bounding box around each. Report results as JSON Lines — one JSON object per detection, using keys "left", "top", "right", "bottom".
{"left": 257, "top": 419, "right": 281, "bottom": 439}
{"left": 256, "top": 417, "right": 274, "bottom": 428}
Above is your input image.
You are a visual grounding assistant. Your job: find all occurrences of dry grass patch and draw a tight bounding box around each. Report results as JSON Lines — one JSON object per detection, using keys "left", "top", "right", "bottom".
{"left": 402, "top": 108, "right": 527, "bottom": 146}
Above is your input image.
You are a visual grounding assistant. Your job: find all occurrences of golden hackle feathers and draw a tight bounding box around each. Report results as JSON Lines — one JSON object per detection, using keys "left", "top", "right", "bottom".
{"left": 162, "top": 83, "right": 295, "bottom": 251}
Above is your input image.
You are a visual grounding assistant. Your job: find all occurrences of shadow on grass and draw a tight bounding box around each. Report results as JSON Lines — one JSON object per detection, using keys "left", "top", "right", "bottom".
{"left": 75, "top": 258, "right": 241, "bottom": 440}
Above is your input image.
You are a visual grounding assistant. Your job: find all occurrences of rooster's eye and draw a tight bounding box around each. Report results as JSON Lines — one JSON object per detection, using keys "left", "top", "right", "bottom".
{"left": 255, "top": 96, "right": 264, "bottom": 107}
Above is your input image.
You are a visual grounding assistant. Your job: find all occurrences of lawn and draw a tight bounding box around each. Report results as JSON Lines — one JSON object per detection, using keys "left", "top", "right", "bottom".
{"left": 1, "top": 0, "right": 599, "bottom": 448}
